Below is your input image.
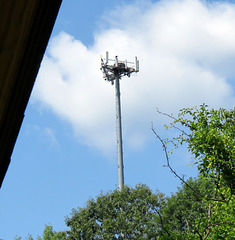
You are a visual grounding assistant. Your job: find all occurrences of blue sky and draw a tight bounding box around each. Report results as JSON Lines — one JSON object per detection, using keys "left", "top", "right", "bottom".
{"left": 1, "top": 0, "right": 235, "bottom": 238}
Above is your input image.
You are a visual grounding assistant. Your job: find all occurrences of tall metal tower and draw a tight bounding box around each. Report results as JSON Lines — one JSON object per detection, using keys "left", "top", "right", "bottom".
{"left": 100, "top": 52, "right": 139, "bottom": 191}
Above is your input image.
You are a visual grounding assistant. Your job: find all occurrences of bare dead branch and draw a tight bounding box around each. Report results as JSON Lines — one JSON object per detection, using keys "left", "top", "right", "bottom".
{"left": 156, "top": 108, "right": 177, "bottom": 121}
{"left": 172, "top": 125, "right": 190, "bottom": 137}
{"left": 151, "top": 123, "right": 227, "bottom": 203}
{"left": 151, "top": 123, "right": 202, "bottom": 196}
{"left": 156, "top": 108, "right": 190, "bottom": 136}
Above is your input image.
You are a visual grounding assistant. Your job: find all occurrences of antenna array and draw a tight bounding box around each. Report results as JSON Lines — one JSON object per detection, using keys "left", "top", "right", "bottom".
{"left": 101, "top": 51, "right": 139, "bottom": 85}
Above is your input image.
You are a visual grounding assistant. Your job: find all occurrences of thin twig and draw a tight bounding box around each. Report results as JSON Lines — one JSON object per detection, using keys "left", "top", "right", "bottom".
{"left": 156, "top": 108, "right": 191, "bottom": 135}
{"left": 156, "top": 108, "right": 176, "bottom": 121}
{"left": 172, "top": 125, "right": 190, "bottom": 137}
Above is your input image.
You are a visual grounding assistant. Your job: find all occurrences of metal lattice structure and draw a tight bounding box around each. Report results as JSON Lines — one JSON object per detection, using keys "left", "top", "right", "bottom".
{"left": 101, "top": 52, "right": 139, "bottom": 85}
{"left": 100, "top": 52, "right": 139, "bottom": 190}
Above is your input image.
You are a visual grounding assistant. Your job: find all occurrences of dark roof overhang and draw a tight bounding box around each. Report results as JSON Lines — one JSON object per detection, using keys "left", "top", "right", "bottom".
{"left": 0, "top": 0, "right": 62, "bottom": 187}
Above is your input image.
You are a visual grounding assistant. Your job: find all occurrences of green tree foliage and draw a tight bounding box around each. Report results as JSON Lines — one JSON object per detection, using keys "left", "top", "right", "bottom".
{"left": 15, "top": 225, "right": 68, "bottom": 240}
{"left": 15, "top": 235, "right": 33, "bottom": 240}
{"left": 17, "top": 104, "right": 235, "bottom": 239}
{"left": 17, "top": 177, "right": 231, "bottom": 239}
{"left": 65, "top": 184, "right": 164, "bottom": 239}
{"left": 158, "top": 178, "right": 217, "bottom": 239}
{"left": 37, "top": 225, "right": 68, "bottom": 240}
{"left": 157, "top": 104, "right": 235, "bottom": 239}
{"left": 174, "top": 104, "right": 235, "bottom": 193}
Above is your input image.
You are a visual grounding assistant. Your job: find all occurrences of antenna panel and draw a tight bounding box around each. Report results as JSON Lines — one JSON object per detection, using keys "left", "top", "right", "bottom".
{"left": 106, "top": 51, "right": 109, "bottom": 64}
{"left": 135, "top": 57, "right": 139, "bottom": 72}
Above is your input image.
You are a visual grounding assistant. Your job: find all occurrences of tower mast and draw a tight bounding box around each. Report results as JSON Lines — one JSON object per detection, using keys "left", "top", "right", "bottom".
{"left": 100, "top": 52, "right": 139, "bottom": 191}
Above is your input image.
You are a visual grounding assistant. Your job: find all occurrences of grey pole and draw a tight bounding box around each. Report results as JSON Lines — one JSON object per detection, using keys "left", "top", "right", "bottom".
{"left": 100, "top": 52, "right": 139, "bottom": 192}
{"left": 115, "top": 74, "right": 124, "bottom": 191}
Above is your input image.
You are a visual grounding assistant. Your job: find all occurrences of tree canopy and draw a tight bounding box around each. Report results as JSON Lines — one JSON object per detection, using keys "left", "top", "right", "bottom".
{"left": 172, "top": 104, "right": 235, "bottom": 194}
{"left": 154, "top": 104, "right": 235, "bottom": 239}
{"left": 19, "top": 178, "right": 221, "bottom": 240}
{"left": 66, "top": 184, "right": 164, "bottom": 239}
{"left": 158, "top": 178, "right": 215, "bottom": 239}
{"left": 17, "top": 104, "right": 235, "bottom": 239}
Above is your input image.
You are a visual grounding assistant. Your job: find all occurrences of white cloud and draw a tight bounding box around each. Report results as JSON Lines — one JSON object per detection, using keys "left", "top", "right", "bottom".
{"left": 25, "top": 125, "right": 59, "bottom": 147}
{"left": 33, "top": 0, "right": 235, "bottom": 154}
{"left": 43, "top": 128, "right": 59, "bottom": 147}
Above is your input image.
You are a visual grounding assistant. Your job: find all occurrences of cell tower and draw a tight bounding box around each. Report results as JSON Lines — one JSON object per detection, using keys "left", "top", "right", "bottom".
{"left": 100, "top": 51, "right": 139, "bottom": 191}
